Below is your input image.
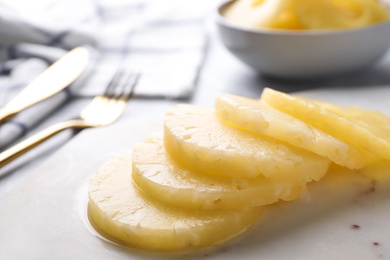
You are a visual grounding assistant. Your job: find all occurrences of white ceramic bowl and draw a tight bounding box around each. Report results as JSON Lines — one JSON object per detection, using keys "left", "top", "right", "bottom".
{"left": 216, "top": 0, "right": 390, "bottom": 79}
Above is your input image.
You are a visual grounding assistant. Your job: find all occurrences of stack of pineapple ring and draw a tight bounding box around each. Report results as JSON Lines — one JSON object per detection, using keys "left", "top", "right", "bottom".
{"left": 88, "top": 88, "right": 390, "bottom": 252}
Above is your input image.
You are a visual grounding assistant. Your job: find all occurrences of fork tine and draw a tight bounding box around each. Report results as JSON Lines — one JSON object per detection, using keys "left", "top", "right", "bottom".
{"left": 105, "top": 69, "right": 140, "bottom": 99}
{"left": 118, "top": 71, "right": 140, "bottom": 101}
{"left": 81, "top": 69, "right": 140, "bottom": 118}
{"left": 104, "top": 68, "right": 126, "bottom": 98}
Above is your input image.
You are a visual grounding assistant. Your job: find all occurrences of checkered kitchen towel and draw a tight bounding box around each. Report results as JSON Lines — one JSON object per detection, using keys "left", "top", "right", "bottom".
{"left": 0, "top": 0, "right": 210, "bottom": 149}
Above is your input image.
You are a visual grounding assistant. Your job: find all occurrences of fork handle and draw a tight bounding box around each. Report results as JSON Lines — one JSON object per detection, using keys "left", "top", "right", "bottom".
{"left": 0, "top": 119, "right": 89, "bottom": 168}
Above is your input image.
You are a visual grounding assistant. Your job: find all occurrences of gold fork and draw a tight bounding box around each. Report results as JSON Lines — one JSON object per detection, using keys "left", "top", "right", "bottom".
{"left": 0, "top": 69, "right": 140, "bottom": 168}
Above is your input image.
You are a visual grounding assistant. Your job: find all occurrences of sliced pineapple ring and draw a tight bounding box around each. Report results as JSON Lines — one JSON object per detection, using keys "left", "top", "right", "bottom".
{"left": 132, "top": 132, "right": 302, "bottom": 210}
{"left": 215, "top": 93, "right": 367, "bottom": 169}
{"left": 88, "top": 152, "right": 262, "bottom": 252}
{"left": 261, "top": 88, "right": 390, "bottom": 161}
{"left": 164, "top": 104, "right": 330, "bottom": 183}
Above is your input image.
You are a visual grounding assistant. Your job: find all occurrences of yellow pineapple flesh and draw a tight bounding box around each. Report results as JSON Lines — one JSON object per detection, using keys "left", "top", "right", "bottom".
{"left": 215, "top": 93, "right": 368, "bottom": 169}
{"left": 88, "top": 152, "right": 262, "bottom": 252}
{"left": 132, "top": 132, "right": 302, "bottom": 210}
{"left": 164, "top": 104, "right": 330, "bottom": 183}
{"left": 261, "top": 88, "right": 390, "bottom": 161}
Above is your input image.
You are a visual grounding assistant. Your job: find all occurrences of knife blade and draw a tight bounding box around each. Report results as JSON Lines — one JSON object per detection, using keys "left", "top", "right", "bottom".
{"left": 0, "top": 46, "right": 90, "bottom": 124}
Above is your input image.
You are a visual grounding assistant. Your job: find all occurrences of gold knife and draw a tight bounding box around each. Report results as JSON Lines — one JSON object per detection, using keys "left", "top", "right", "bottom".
{"left": 0, "top": 46, "right": 90, "bottom": 124}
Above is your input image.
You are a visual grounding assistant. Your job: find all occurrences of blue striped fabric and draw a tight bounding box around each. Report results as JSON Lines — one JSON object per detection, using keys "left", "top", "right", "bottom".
{"left": 0, "top": 0, "right": 209, "bottom": 149}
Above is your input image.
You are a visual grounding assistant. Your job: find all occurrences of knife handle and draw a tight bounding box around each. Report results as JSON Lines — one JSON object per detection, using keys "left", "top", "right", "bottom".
{"left": 0, "top": 108, "right": 16, "bottom": 124}
{"left": 0, "top": 46, "right": 90, "bottom": 125}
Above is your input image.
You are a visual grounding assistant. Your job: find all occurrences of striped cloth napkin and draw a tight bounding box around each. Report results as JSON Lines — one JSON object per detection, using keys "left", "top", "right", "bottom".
{"left": 0, "top": 0, "right": 209, "bottom": 149}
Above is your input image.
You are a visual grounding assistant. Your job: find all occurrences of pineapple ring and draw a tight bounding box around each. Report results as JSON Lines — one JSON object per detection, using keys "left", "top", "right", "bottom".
{"left": 261, "top": 88, "right": 390, "bottom": 161}
{"left": 164, "top": 104, "right": 330, "bottom": 183}
{"left": 215, "top": 93, "right": 367, "bottom": 169}
{"left": 88, "top": 152, "right": 262, "bottom": 252}
{"left": 132, "top": 132, "right": 302, "bottom": 210}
